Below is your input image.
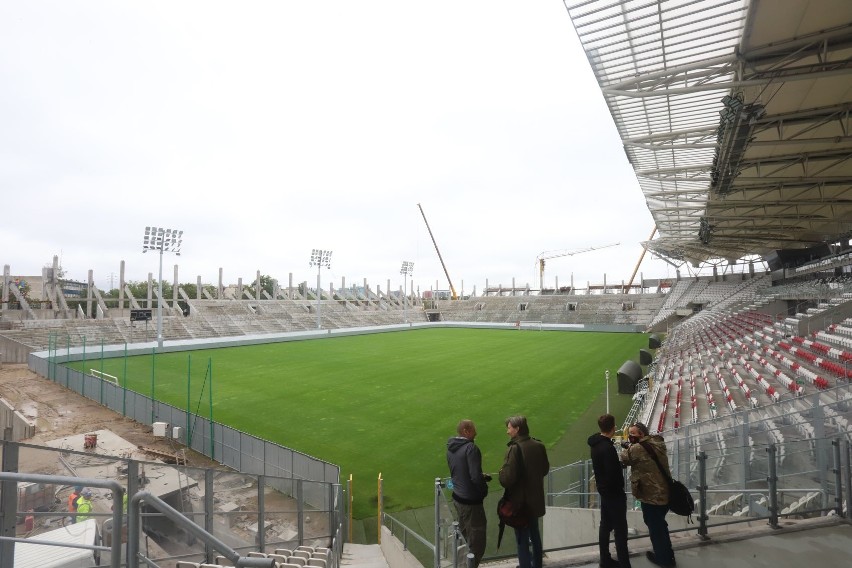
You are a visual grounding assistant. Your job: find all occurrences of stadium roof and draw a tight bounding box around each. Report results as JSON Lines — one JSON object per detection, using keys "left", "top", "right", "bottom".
{"left": 564, "top": 0, "right": 852, "bottom": 267}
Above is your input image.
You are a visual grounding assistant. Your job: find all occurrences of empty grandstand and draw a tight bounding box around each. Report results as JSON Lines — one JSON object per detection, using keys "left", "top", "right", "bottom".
{"left": 4, "top": 0, "right": 852, "bottom": 567}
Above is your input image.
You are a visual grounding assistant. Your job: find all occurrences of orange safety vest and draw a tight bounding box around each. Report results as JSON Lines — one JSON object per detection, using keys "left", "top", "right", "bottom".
{"left": 68, "top": 491, "right": 80, "bottom": 513}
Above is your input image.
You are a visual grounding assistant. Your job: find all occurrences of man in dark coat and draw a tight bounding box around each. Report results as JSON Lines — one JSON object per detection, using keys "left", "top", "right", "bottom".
{"left": 498, "top": 415, "right": 550, "bottom": 568}
{"left": 589, "top": 414, "right": 631, "bottom": 568}
{"left": 447, "top": 419, "right": 490, "bottom": 567}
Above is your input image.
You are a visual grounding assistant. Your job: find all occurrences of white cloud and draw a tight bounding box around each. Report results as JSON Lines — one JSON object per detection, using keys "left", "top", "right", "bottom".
{"left": 1, "top": 1, "right": 678, "bottom": 292}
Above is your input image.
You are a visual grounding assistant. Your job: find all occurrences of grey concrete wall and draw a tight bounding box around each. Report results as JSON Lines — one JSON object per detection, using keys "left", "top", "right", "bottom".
{"left": 544, "top": 507, "right": 747, "bottom": 549}
{"left": 0, "top": 398, "right": 36, "bottom": 441}
{"left": 0, "top": 335, "right": 31, "bottom": 364}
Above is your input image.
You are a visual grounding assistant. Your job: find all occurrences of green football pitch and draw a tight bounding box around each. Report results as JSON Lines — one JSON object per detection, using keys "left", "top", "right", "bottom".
{"left": 67, "top": 328, "right": 645, "bottom": 518}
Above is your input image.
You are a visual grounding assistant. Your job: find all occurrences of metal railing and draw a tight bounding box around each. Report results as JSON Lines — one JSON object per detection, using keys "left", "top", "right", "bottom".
{"left": 380, "top": 436, "right": 850, "bottom": 567}
{"left": 0, "top": 472, "right": 124, "bottom": 568}
{"left": 0, "top": 440, "right": 342, "bottom": 567}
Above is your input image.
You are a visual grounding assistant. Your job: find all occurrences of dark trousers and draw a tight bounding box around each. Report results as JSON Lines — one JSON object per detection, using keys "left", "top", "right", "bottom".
{"left": 599, "top": 493, "right": 631, "bottom": 567}
{"left": 641, "top": 502, "right": 674, "bottom": 565}
{"left": 454, "top": 501, "right": 486, "bottom": 567}
{"left": 513, "top": 517, "right": 542, "bottom": 568}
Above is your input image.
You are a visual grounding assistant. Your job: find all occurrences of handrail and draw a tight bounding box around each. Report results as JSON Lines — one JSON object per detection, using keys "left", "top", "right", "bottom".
{"left": 383, "top": 512, "right": 435, "bottom": 550}
{"left": 127, "top": 491, "right": 274, "bottom": 568}
{"left": 0, "top": 472, "right": 123, "bottom": 568}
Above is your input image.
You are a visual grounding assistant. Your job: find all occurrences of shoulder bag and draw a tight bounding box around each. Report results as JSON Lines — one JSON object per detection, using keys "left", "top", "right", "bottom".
{"left": 497, "top": 443, "right": 528, "bottom": 548}
{"left": 638, "top": 440, "right": 695, "bottom": 520}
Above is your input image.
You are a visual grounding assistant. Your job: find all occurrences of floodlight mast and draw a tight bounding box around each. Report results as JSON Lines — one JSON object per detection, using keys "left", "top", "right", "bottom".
{"left": 309, "top": 249, "right": 332, "bottom": 329}
{"left": 400, "top": 261, "right": 414, "bottom": 323}
{"left": 534, "top": 242, "right": 620, "bottom": 291}
{"left": 142, "top": 227, "right": 183, "bottom": 349}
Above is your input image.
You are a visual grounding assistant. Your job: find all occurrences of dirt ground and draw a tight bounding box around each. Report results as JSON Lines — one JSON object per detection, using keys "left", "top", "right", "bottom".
{"left": 0, "top": 363, "right": 217, "bottom": 467}
{"left": 1, "top": 363, "right": 324, "bottom": 558}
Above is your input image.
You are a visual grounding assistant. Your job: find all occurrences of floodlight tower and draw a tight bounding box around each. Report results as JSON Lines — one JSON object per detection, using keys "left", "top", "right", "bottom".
{"left": 400, "top": 261, "right": 414, "bottom": 323}
{"left": 142, "top": 226, "right": 183, "bottom": 349}
{"left": 309, "top": 249, "right": 332, "bottom": 329}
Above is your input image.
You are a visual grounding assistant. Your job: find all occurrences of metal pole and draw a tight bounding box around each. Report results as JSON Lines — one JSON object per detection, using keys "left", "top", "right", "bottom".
{"left": 81, "top": 336, "right": 87, "bottom": 398}
{"left": 451, "top": 521, "right": 459, "bottom": 568}
{"left": 297, "top": 479, "right": 304, "bottom": 545}
{"left": 209, "top": 358, "right": 214, "bottom": 459}
{"left": 605, "top": 370, "right": 610, "bottom": 414}
{"left": 0, "top": 471, "right": 123, "bottom": 568}
{"left": 348, "top": 475, "right": 353, "bottom": 543}
{"left": 697, "top": 451, "right": 709, "bottom": 540}
{"left": 845, "top": 441, "right": 852, "bottom": 520}
{"left": 316, "top": 268, "right": 322, "bottom": 329}
{"left": 767, "top": 444, "right": 779, "bottom": 529}
{"left": 403, "top": 273, "right": 408, "bottom": 323}
{"left": 434, "top": 478, "right": 442, "bottom": 568}
{"left": 258, "top": 474, "right": 266, "bottom": 552}
{"left": 128, "top": 491, "right": 274, "bottom": 568}
{"left": 832, "top": 439, "right": 843, "bottom": 516}
{"left": 151, "top": 347, "right": 156, "bottom": 424}
{"left": 157, "top": 247, "right": 164, "bottom": 348}
{"left": 0, "top": 443, "right": 20, "bottom": 568}
{"left": 187, "top": 354, "right": 192, "bottom": 446}
{"left": 377, "top": 473, "right": 383, "bottom": 544}
{"left": 205, "top": 469, "right": 215, "bottom": 562}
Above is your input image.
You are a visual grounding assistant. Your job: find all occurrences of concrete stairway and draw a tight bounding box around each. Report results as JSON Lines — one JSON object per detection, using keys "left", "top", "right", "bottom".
{"left": 340, "top": 544, "right": 389, "bottom": 568}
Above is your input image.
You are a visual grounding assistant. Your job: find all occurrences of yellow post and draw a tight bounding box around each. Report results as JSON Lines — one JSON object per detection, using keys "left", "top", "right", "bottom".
{"left": 348, "top": 474, "right": 354, "bottom": 543}
{"left": 377, "top": 472, "right": 383, "bottom": 544}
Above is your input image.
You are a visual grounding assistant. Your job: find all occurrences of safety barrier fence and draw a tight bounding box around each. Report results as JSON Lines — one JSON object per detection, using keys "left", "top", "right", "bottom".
{"left": 28, "top": 339, "right": 339, "bottom": 491}
{"left": 0, "top": 440, "right": 344, "bottom": 566}
{"left": 380, "top": 436, "right": 851, "bottom": 568}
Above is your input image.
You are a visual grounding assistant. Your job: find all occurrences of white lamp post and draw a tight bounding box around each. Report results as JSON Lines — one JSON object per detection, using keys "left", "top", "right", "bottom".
{"left": 400, "top": 261, "right": 414, "bottom": 323}
{"left": 309, "top": 249, "right": 332, "bottom": 329}
{"left": 605, "top": 369, "right": 610, "bottom": 415}
{"left": 142, "top": 226, "right": 182, "bottom": 349}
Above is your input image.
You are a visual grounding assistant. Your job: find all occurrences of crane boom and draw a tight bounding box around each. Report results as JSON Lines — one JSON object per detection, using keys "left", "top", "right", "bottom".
{"left": 623, "top": 226, "right": 657, "bottom": 293}
{"left": 417, "top": 203, "right": 458, "bottom": 300}
{"left": 535, "top": 242, "right": 620, "bottom": 290}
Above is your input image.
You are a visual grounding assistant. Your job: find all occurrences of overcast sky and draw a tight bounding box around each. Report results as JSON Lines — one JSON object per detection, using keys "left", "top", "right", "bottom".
{"left": 1, "top": 1, "right": 679, "bottom": 295}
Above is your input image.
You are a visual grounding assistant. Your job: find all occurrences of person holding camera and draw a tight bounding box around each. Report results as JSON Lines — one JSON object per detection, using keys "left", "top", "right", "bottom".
{"left": 588, "top": 414, "right": 631, "bottom": 568}
{"left": 620, "top": 422, "right": 675, "bottom": 568}
{"left": 447, "top": 419, "right": 491, "bottom": 567}
{"left": 498, "top": 415, "right": 550, "bottom": 568}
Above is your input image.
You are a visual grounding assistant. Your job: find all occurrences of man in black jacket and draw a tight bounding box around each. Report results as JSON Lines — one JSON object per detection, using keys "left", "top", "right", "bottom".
{"left": 447, "top": 419, "right": 490, "bottom": 567}
{"left": 588, "top": 414, "right": 631, "bottom": 568}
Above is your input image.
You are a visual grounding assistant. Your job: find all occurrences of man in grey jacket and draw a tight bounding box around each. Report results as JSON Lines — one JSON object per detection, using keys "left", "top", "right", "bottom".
{"left": 447, "top": 419, "right": 490, "bottom": 567}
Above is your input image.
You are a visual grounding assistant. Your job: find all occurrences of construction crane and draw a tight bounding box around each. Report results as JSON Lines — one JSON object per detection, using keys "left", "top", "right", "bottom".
{"left": 623, "top": 226, "right": 657, "bottom": 293}
{"left": 535, "top": 242, "right": 620, "bottom": 291}
{"left": 417, "top": 203, "right": 458, "bottom": 300}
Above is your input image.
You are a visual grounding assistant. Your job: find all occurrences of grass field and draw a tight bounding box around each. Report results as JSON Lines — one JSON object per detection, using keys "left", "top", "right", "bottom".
{"left": 68, "top": 328, "right": 646, "bottom": 518}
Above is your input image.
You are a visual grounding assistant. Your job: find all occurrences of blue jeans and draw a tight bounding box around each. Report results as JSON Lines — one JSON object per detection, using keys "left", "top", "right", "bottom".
{"left": 513, "top": 517, "right": 542, "bottom": 568}
{"left": 641, "top": 502, "right": 674, "bottom": 564}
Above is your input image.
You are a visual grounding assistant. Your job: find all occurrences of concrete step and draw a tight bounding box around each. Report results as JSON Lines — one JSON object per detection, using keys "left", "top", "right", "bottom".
{"left": 341, "top": 543, "right": 389, "bottom": 568}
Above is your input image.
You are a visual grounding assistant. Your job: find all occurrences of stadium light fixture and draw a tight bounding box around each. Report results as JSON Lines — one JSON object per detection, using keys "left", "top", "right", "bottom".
{"left": 400, "top": 261, "right": 414, "bottom": 323}
{"left": 309, "top": 249, "right": 332, "bottom": 329}
{"left": 142, "top": 226, "right": 183, "bottom": 349}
